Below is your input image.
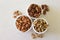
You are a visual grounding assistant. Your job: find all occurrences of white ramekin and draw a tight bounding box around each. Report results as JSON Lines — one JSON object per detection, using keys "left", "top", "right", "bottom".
{"left": 26, "top": 3, "right": 41, "bottom": 19}
{"left": 33, "top": 18, "right": 48, "bottom": 34}
{"left": 15, "top": 15, "right": 33, "bottom": 33}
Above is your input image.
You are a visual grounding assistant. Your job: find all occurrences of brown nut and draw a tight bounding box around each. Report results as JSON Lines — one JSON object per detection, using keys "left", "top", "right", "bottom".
{"left": 13, "top": 10, "right": 22, "bottom": 19}
{"left": 13, "top": 16, "right": 17, "bottom": 18}
{"left": 41, "top": 4, "right": 49, "bottom": 11}
{"left": 31, "top": 33, "right": 37, "bottom": 39}
{"left": 41, "top": 4, "right": 49, "bottom": 15}
{"left": 43, "top": 10, "right": 46, "bottom": 15}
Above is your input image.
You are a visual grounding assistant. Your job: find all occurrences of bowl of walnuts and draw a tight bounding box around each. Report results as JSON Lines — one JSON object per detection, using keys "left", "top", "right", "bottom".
{"left": 33, "top": 18, "right": 48, "bottom": 34}
{"left": 15, "top": 15, "right": 33, "bottom": 32}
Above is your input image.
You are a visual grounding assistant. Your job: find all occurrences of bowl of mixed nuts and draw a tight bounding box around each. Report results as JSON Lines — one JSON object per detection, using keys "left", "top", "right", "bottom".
{"left": 33, "top": 18, "right": 48, "bottom": 34}
{"left": 15, "top": 15, "right": 33, "bottom": 32}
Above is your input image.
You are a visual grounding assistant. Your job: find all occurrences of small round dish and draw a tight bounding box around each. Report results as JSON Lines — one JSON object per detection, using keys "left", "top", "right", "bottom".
{"left": 33, "top": 18, "right": 48, "bottom": 34}
{"left": 27, "top": 4, "right": 41, "bottom": 19}
{"left": 15, "top": 15, "right": 33, "bottom": 33}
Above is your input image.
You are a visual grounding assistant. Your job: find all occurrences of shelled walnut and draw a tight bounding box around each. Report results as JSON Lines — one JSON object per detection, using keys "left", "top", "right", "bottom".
{"left": 13, "top": 10, "right": 22, "bottom": 18}
{"left": 31, "top": 33, "right": 43, "bottom": 39}
{"left": 41, "top": 4, "right": 49, "bottom": 15}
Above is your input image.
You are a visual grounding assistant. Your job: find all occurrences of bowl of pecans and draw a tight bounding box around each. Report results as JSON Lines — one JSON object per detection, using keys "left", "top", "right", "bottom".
{"left": 33, "top": 18, "right": 48, "bottom": 34}
{"left": 15, "top": 15, "right": 33, "bottom": 32}
{"left": 27, "top": 4, "right": 41, "bottom": 19}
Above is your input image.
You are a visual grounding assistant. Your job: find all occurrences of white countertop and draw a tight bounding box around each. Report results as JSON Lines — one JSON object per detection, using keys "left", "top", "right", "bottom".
{"left": 0, "top": 0, "right": 60, "bottom": 40}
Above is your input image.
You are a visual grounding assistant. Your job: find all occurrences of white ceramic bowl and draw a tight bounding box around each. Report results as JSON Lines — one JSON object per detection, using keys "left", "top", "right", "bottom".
{"left": 33, "top": 18, "right": 48, "bottom": 34}
{"left": 15, "top": 15, "right": 33, "bottom": 33}
{"left": 26, "top": 4, "right": 41, "bottom": 19}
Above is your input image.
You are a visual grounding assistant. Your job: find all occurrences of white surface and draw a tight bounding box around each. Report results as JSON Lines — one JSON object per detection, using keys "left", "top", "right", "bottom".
{"left": 0, "top": 0, "right": 60, "bottom": 40}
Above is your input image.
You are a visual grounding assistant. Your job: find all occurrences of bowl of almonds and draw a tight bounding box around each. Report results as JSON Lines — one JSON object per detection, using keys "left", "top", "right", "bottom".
{"left": 33, "top": 18, "right": 48, "bottom": 34}
{"left": 15, "top": 15, "right": 33, "bottom": 32}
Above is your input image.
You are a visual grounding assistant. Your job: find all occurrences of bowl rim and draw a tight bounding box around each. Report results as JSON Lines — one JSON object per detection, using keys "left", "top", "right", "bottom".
{"left": 33, "top": 18, "right": 48, "bottom": 34}
{"left": 15, "top": 15, "right": 33, "bottom": 33}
